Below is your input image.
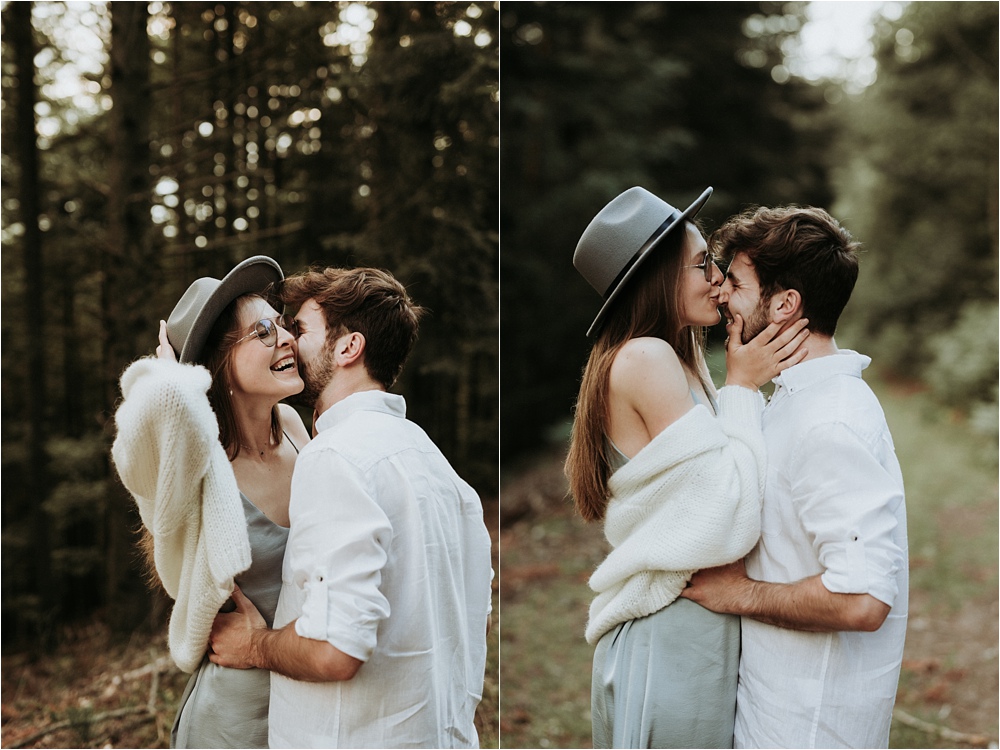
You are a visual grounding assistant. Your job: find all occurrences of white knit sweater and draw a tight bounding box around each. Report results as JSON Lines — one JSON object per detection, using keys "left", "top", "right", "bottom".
{"left": 111, "top": 357, "right": 252, "bottom": 673}
{"left": 586, "top": 385, "right": 766, "bottom": 645}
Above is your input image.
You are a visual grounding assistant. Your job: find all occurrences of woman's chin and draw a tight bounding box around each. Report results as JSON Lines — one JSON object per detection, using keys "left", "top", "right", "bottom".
{"left": 273, "top": 374, "right": 305, "bottom": 399}
{"left": 699, "top": 309, "right": 723, "bottom": 327}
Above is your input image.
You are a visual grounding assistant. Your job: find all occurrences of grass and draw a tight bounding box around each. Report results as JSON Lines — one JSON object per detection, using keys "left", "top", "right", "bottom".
{"left": 498, "top": 512, "right": 602, "bottom": 747}
{"left": 874, "top": 378, "right": 998, "bottom": 606}
{"left": 499, "top": 364, "right": 998, "bottom": 749}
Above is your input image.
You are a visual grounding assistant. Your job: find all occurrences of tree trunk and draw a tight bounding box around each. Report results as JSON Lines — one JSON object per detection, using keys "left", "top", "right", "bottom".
{"left": 105, "top": 0, "right": 153, "bottom": 631}
{"left": 221, "top": 2, "right": 239, "bottom": 268}
{"left": 11, "top": 0, "right": 54, "bottom": 636}
{"left": 60, "top": 271, "right": 81, "bottom": 438}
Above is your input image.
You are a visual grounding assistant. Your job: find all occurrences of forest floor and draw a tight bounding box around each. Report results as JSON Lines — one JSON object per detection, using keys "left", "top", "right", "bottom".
{"left": 499, "top": 371, "right": 999, "bottom": 749}
{"left": 0, "top": 497, "right": 500, "bottom": 750}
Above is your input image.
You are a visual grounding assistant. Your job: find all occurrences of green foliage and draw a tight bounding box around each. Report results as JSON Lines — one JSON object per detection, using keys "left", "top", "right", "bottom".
{"left": 925, "top": 300, "right": 999, "bottom": 423}
{"left": 499, "top": 1, "right": 835, "bottom": 459}
{"left": 833, "top": 1, "right": 998, "bottom": 433}
{"left": 360, "top": 2, "right": 499, "bottom": 489}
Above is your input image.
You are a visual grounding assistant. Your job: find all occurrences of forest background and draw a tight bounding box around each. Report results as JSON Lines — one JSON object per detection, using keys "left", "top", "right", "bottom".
{"left": 2, "top": 1, "right": 499, "bottom": 747}
{"left": 500, "top": 1, "right": 998, "bottom": 748}
{"left": 2, "top": 0, "right": 998, "bottom": 748}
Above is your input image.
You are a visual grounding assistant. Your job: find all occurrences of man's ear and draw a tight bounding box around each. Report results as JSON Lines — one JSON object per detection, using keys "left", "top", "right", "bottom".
{"left": 769, "top": 289, "right": 803, "bottom": 324}
{"left": 334, "top": 331, "right": 366, "bottom": 366}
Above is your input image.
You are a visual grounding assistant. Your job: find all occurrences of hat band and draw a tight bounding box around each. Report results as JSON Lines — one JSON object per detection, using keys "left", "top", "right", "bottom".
{"left": 603, "top": 210, "right": 681, "bottom": 300}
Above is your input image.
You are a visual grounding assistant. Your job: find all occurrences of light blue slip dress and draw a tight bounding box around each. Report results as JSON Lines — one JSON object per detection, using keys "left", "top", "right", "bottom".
{"left": 170, "top": 436, "right": 298, "bottom": 749}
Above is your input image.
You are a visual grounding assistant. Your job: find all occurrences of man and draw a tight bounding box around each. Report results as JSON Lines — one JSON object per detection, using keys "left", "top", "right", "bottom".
{"left": 680, "top": 206, "right": 908, "bottom": 749}
{"left": 209, "top": 267, "right": 494, "bottom": 749}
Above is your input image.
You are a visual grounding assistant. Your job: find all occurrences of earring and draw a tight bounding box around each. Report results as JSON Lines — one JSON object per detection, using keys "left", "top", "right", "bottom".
{"left": 229, "top": 390, "right": 233, "bottom": 396}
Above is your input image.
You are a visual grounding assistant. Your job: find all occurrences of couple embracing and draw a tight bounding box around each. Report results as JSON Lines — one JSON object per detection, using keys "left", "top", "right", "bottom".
{"left": 568, "top": 187, "right": 908, "bottom": 749}
{"left": 112, "top": 261, "right": 492, "bottom": 748}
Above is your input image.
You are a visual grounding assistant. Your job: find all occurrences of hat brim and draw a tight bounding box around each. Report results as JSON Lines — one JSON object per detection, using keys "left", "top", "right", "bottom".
{"left": 586, "top": 187, "right": 713, "bottom": 337}
{"left": 178, "top": 256, "right": 284, "bottom": 363}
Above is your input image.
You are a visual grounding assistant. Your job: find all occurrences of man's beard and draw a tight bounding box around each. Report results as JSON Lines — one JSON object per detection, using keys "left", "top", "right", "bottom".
{"left": 724, "top": 297, "right": 772, "bottom": 344}
{"left": 287, "top": 342, "right": 336, "bottom": 409}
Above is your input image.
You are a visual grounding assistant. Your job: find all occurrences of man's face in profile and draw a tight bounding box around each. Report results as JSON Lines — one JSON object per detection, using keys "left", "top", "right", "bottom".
{"left": 289, "top": 298, "right": 336, "bottom": 408}
{"left": 720, "top": 252, "right": 772, "bottom": 344}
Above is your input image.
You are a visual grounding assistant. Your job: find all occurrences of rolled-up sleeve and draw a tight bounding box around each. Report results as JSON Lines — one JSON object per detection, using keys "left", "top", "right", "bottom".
{"left": 287, "top": 449, "right": 393, "bottom": 662}
{"left": 790, "top": 422, "right": 905, "bottom": 607}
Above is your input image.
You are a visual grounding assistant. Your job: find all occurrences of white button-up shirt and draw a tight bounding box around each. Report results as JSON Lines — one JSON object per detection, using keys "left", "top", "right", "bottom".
{"left": 736, "top": 351, "right": 908, "bottom": 749}
{"left": 268, "top": 390, "right": 493, "bottom": 749}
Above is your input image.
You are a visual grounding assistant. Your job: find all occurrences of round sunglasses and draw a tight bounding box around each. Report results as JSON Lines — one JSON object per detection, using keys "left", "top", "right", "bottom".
{"left": 235, "top": 314, "right": 299, "bottom": 347}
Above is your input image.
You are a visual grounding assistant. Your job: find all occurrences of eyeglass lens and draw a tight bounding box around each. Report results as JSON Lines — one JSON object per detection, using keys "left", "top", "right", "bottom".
{"left": 251, "top": 315, "right": 299, "bottom": 347}
{"left": 278, "top": 314, "right": 299, "bottom": 339}
{"left": 706, "top": 257, "right": 727, "bottom": 282}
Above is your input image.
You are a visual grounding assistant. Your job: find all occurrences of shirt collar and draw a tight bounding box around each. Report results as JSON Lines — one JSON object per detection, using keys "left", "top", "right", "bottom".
{"left": 314, "top": 389, "right": 406, "bottom": 433}
{"left": 772, "top": 349, "right": 872, "bottom": 396}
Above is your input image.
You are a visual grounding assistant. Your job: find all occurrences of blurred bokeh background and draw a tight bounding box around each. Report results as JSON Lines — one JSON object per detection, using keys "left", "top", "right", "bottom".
{"left": 501, "top": 0, "right": 997, "bottom": 459}
{"left": 499, "top": 2, "right": 997, "bottom": 748}
{"left": 1, "top": 2, "right": 498, "bottom": 746}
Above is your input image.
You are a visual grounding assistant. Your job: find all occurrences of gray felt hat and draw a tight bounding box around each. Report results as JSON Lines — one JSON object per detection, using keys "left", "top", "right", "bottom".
{"left": 574, "top": 186, "right": 712, "bottom": 336}
{"left": 166, "top": 256, "right": 284, "bottom": 363}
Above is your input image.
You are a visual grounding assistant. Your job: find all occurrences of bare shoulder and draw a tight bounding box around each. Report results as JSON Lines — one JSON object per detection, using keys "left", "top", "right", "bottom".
{"left": 278, "top": 403, "right": 311, "bottom": 448}
{"left": 609, "top": 337, "right": 691, "bottom": 415}
{"left": 610, "top": 337, "right": 687, "bottom": 392}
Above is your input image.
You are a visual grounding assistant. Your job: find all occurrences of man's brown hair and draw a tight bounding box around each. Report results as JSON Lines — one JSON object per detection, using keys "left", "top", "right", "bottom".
{"left": 710, "top": 206, "right": 860, "bottom": 336}
{"left": 280, "top": 267, "right": 425, "bottom": 389}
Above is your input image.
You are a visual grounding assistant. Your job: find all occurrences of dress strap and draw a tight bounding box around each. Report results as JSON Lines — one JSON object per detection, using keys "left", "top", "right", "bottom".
{"left": 605, "top": 436, "right": 631, "bottom": 472}
{"left": 282, "top": 430, "right": 300, "bottom": 454}
{"left": 690, "top": 386, "right": 718, "bottom": 415}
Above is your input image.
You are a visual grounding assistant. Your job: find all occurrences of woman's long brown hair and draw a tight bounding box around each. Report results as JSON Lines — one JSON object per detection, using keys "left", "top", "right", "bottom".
{"left": 137, "top": 293, "right": 283, "bottom": 589}
{"left": 564, "top": 222, "right": 712, "bottom": 523}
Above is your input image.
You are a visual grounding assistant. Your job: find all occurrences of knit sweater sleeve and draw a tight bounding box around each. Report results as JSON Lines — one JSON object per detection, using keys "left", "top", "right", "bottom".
{"left": 714, "top": 384, "right": 767, "bottom": 526}
{"left": 111, "top": 357, "right": 251, "bottom": 672}
{"left": 585, "top": 387, "right": 766, "bottom": 644}
{"left": 112, "top": 358, "right": 216, "bottom": 563}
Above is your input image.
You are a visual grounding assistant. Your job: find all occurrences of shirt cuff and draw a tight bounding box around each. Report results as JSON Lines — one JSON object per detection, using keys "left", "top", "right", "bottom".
{"left": 293, "top": 572, "right": 390, "bottom": 662}
{"left": 487, "top": 567, "right": 496, "bottom": 616}
{"left": 819, "top": 537, "right": 900, "bottom": 607}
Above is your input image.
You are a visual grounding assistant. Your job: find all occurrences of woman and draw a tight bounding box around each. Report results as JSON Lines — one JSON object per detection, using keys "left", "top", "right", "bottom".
{"left": 111, "top": 256, "right": 311, "bottom": 748}
{"left": 566, "top": 187, "right": 809, "bottom": 748}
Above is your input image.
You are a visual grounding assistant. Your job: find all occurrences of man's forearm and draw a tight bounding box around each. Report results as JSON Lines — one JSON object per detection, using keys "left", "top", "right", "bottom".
{"left": 730, "top": 574, "right": 890, "bottom": 632}
{"left": 248, "top": 621, "right": 363, "bottom": 682}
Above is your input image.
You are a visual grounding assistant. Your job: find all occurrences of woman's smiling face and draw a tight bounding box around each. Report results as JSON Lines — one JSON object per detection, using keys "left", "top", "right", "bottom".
{"left": 228, "top": 296, "right": 304, "bottom": 401}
